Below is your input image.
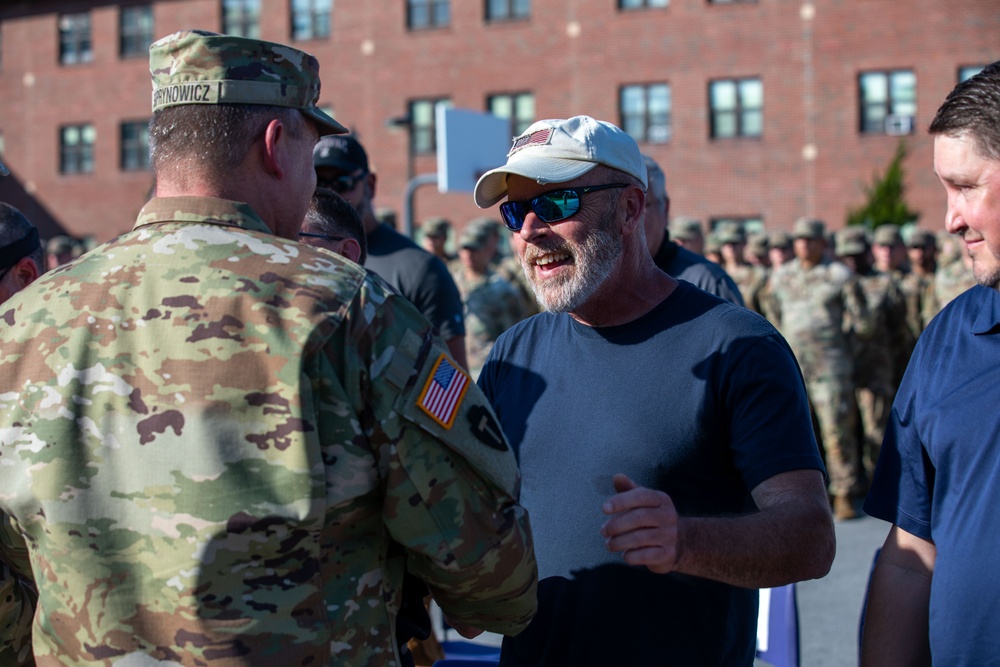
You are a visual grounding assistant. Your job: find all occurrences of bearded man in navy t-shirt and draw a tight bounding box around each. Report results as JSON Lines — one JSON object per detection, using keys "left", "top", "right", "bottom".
{"left": 469, "top": 115, "right": 835, "bottom": 666}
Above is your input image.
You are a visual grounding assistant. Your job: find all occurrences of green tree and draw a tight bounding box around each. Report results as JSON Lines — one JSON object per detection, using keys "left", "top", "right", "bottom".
{"left": 846, "top": 140, "right": 919, "bottom": 229}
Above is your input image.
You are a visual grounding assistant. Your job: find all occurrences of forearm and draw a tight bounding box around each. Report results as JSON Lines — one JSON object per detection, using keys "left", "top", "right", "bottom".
{"left": 675, "top": 499, "right": 834, "bottom": 588}
{"left": 860, "top": 529, "right": 934, "bottom": 666}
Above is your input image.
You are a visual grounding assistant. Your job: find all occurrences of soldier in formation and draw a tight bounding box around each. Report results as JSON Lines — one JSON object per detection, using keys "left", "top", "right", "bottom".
{"left": 834, "top": 227, "right": 910, "bottom": 489}
{"left": 768, "top": 218, "right": 872, "bottom": 520}
{"left": 451, "top": 220, "right": 526, "bottom": 380}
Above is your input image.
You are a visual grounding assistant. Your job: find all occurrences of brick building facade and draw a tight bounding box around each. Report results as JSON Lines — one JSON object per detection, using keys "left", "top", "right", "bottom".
{"left": 0, "top": 0, "right": 997, "bottom": 243}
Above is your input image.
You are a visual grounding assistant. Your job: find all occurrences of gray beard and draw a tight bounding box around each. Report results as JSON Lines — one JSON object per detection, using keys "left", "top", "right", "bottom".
{"left": 522, "top": 225, "right": 623, "bottom": 313}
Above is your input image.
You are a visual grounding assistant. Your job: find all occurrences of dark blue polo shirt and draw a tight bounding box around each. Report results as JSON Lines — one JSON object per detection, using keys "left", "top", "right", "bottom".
{"left": 866, "top": 285, "right": 1000, "bottom": 665}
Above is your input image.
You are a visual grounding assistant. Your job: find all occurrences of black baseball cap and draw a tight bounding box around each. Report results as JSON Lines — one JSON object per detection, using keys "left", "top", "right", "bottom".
{"left": 313, "top": 134, "right": 368, "bottom": 172}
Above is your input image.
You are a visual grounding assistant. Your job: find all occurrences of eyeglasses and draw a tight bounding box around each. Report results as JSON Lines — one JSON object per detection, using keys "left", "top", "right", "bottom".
{"left": 317, "top": 171, "right": 367, "bottom": 194}
{"left": 499, "top": 183, "right": 629, "bottom": 232}
{"left": 299, "top": 232, "right": 346, "bottom": 243}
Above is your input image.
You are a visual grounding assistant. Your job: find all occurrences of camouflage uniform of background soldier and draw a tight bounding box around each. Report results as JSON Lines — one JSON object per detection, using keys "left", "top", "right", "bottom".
{"left": 932, "top": 229, "right": 977, "bottom": 316}
{"left": 465, "top": 216, "right": 540, "bottom": 320}
{"left": 768, "top": 219, "right": 873, "bottom": 519}
{"left": 451, "top": 222, "right": 525, "bottom": 380}
{"left": 0, "top": 31, "right": 537, "bottom": 667}
{"left": 717, "top": 222, "right": 768, "bottom": 314}
{"left": 834, "top": 227, "right": 909, "bottom": 486}
{"left": 898, "top": 229, "right": 939, "bottom": 370}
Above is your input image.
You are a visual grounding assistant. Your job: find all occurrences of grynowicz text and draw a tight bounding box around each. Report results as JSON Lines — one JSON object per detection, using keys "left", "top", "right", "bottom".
{"left": 153, "top": 83, "right": 216, "bottom": 106}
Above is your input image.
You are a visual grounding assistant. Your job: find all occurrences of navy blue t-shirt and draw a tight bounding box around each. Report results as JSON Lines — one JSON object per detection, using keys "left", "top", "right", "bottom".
{"left": 479, "top": 281, "right": 822, "bottom": 666}
{"left": 866, "top": 285, "right": 1000, "bottom": 665}
{"left": 653, "top": 239, "right": 745, "bottom": 306}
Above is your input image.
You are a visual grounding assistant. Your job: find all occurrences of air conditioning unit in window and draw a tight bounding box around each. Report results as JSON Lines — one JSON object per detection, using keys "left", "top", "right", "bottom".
{"left": 885, "top": 114, "right": 914, "bottom": 136}
{"left": 648, "top": 124, "right": 672, "bottom": 144}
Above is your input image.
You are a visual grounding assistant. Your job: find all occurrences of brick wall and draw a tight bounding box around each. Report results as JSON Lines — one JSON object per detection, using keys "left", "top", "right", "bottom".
{"left": 0, "top": 0, "right": 997, "bottom": 242}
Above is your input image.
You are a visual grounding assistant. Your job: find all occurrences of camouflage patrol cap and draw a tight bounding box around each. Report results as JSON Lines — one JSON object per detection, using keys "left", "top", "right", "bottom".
{"left": 459, "top": 223, "right": 492, "bottom": 250}
{"left": 835, "top": 226, "right": 869, "bottom": 256}
{"left": 768, "top": 230, "right": 792, "bottom": 250}
{"left": 669, "top": 217, "right": 703, "bottom": 241}
{"left": 46, "top": 235, "right": 80, "bottom": 256}
{"left": 907, "top": 228, "right": 936, "bottom": 249}
{"left": 792, "top": 217, "right": 825, "bottom": 240}
{"left": 872, "top": 224, "right": 903, "bottom": 246}
{"left": 467, "top": 216, "right": 501, "bottom": 237}
{"left": 422, "top": 216, "right": 451, "bottom": 238}
{"left": 704, "top": 232, "right": 722, "bottom": 254}
{"left": 746, "top": 233, "right": 769, "bottom": 255}
{"left": 716, "top": 222, "right": 746, "bottom": 245}
{"left": 149, "top": 30, "right": 347, "bottom": 136}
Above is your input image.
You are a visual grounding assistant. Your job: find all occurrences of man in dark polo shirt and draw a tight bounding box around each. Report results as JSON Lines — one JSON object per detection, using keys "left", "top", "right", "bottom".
{"left": 314, "top": 134, "right": 467, "bottom": 368}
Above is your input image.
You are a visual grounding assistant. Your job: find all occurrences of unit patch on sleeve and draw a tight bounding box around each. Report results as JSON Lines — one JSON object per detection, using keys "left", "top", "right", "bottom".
{"left": 417, "top": 354, "right": 470, "bottom": 429}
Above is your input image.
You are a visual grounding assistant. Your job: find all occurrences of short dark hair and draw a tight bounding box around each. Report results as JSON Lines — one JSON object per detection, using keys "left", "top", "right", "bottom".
{"left": 929, "top": 60, "right": 1000, "bottom": 161}
{"left": 149, "top": 104, "right": 305, "bottom": 180}
{"left": 304, "top": 188, "right": 368, "bottom": 264}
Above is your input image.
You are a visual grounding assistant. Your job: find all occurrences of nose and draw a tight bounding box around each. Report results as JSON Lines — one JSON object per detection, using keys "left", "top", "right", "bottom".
{"left": 517, "top": 209, "right": 551, "bottom": 243}
{"left": 944, "top": 195, "right": 965, "bottom": 236}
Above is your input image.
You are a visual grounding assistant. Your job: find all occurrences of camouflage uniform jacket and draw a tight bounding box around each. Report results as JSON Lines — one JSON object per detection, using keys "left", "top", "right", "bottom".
{"left": 0, "top": 197, "right": 537, "bottom": 666}
{"left": 768, "top": 258, "right": 872, "bottom": 380}
{"left": 934, "top": 259, "right": 977, "bottom": 317}
{"left": 899, "top": 271, "right": 937, "bottom": 340}
{"left": 725, "top": 264, "right": 768, "bottom": 314}
{"left": 452, "top": 270, "right": 524, "bottom": 380}
{"left": 852, "top": 269, "right": 909, "bottom": 393}
{"left": 494, "top": 256, "right": 539, "bottom": 320}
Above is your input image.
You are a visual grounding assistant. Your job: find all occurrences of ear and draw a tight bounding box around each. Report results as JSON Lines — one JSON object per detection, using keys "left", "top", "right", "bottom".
{"left": 260, "top": 118, "right": 289, "bottom": 180}
{"left": 363, "top": 171, "right": 377, "bottom": 200}
{"left": 337, "top": 238, "right": 362, "bottom": 265}
{"left": 12, "top": 257, "right": 40, "bottom": 289}
{"left": 621, "top": 185, "right": 646, "bottom": 236}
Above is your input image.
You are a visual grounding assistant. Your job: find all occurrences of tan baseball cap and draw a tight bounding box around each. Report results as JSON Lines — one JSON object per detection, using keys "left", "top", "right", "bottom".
{"left": 474, "top": 116, "right": 648, "bottom": 208}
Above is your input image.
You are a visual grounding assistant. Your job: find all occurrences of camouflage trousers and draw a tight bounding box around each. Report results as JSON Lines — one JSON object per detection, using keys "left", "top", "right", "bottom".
{"left": 805, "top": 376, "right": 861, "bottom": 497}
{"left": 856, "top": 385, "right": 894, "bottom": 482}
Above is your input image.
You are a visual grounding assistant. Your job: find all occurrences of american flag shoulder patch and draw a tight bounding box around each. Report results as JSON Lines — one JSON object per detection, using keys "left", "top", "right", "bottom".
{"left": 417, "top": 354, "right": 471, "bottom": 429}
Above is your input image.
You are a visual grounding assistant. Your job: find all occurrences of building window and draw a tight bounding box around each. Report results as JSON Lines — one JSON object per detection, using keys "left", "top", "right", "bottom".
{"left": 59, "top": 12, "right": 93, "bottom": 65}
{"left": 709, "top": 78, "right": 762, "bottom": 138}
{"left": 120, "top": 121, "right": 150, "bottom": 171}
{"left": 292, "top": 0, "right": 331, "bottom": 41}
{"left": 859, "top": 70, "right": 916, "bottom": 135}
{"left": 621, "top": 83, "right": 671, "bottom": 144}
{"left": 486, "top": 0, "right": 530, "bottom": 21}
{"left": 222, "top": 0, "right": 261, "bottom": 39}
{"left": 409, "top": 98, "right": 451, "bottom": 155}
{"left": 959, "top": 65, "right": 986, "bottom": 83}
{"left": 120, "top": 5, "right": 154, "bottom": 58}
{"left": 488, "top": 93, "right": 535, "bottom": 137}
{"left": 408, "top": 0, "right": 449, "bottom": 29}
{"left": 619, "top": 0, "right": 667, "bottom": 8}
{"left": 60, "top": 124, "right": 96, "bottom": 174}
